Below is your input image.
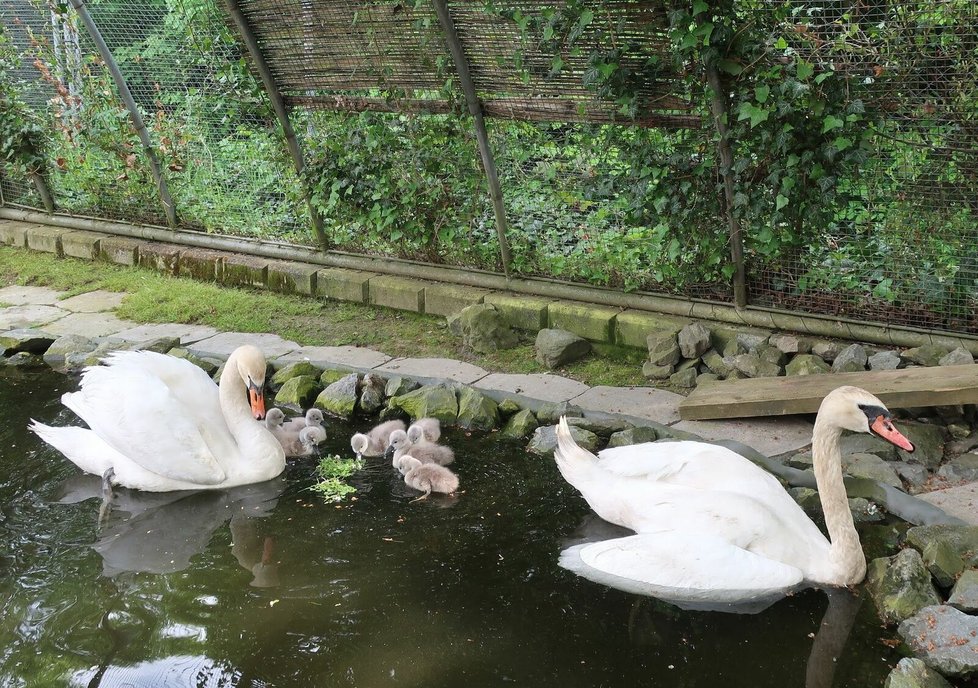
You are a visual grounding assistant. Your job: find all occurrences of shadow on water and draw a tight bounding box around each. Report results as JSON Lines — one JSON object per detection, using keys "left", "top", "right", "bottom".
{"left": 0, "top": 367, "right": 903, "bottom": 687}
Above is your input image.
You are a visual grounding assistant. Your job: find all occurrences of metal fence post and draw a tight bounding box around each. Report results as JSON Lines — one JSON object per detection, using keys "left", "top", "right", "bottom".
{"left": 705, "top": 62, "right": 748, "bottom": 309}
{"left": 223, "top": 0, "right": 329, "bottom": 250}
{"left": 431, "top": 0, "right": 513, "bottom": 278}
{"left": 68, "top": 0, "right": 178, "bottom": 228}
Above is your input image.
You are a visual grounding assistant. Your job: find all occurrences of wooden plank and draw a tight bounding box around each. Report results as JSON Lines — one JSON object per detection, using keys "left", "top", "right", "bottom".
{"left": 679, "top": 365, "right": 978, "bottom": 421}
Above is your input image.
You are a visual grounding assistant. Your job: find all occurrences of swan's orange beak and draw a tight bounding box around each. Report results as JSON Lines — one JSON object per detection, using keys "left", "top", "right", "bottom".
{"left": 248, "top": 382, "right": 267, "bottom": 420}
{"left": 871, "top": 415, "right": 914, "bottom": 452}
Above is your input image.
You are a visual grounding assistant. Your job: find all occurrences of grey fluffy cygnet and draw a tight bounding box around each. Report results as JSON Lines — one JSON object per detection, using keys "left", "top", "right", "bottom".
{"left": 265, "top": 407, "right": 286, "bottom": 430}
{"left": 280, "top": 426, "right": 322, "bottom": 458}
{"left": 350, "top": 420, "right": 407, "bottom": 459}
{"left": 386, "top": 429, "right": 454, "bottom": 468}
{"left": 407, "top": 417, "right": 441, "bottom": 444}
{"left": 283, "top": 408, "right": 327, "bottom": 444}
{"left": 399, "top": 455, "right": 459, "bottom": 500}
{"left": 265, "top": 407, "right": 324, "bottom": 456}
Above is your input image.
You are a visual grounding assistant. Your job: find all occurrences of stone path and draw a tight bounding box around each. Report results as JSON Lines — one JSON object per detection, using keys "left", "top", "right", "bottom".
{"left": 2, "top": 283, "right": 976, "bottom": 521}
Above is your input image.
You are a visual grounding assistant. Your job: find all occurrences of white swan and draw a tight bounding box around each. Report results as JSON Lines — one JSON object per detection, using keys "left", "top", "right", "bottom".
{"left": 553, "top": 385, "right": 914, "bottom": 607}
{"left": 31, "top": 345, "right": 286, "bottom": 492}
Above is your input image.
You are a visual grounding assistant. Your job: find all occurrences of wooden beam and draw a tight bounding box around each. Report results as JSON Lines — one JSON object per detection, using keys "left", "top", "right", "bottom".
{"left": 431, "top": 0, "right": 513, "bottom": 278}
{"left": 224, "top": 0, "right": 329, "bottom": 250}
{"left": 69, "top": 0, "right": 177, "bottom": 227}
{"left": 679, "top": 365, "right": 978, "bottom": 421}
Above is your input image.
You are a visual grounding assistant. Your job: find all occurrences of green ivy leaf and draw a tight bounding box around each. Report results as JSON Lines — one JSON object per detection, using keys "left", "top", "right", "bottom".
{"left": 821, "top": 115, "right": 844, "bottom": 133}
{"left": 755, "top": 85, "right": 770, "bottom": 104}
{"left": 796, "top": 60, "right": 814, "bottom": 80}
{"left": 832, "top": 136, "right": 852, "bottom": 151}
{"left": 776, "top": 194, "right": 788, "bottom": 211}
{"left": 578, "top": 9, "right": 594, "bottom": 26}
{"left": 737, "top": 102, "right": 769, "bottom": 128}
{"left": 717, "top": 59, "right": 743, "bottom": 75}
{"left": 692, "top": 0, "right": 708, "bottom": 15}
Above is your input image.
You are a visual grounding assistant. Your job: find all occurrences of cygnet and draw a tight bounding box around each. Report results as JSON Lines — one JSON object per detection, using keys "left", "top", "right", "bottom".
{"left": 386, "top": 429, "right": 454, "bottom": 468}
{"left": 283, "top": 408, "right": 327, "bottom": 444}
{"left": 350, "top": 420, "right": 406, "bottom": 459}
{"left": 280, "top": 426, "right": 322, "bottom": 458}
{"left": 407, "top": 417, "right": 441, "bottom": 443}
{"left": 399, "top": 456, "right": 459, "bottom": 500}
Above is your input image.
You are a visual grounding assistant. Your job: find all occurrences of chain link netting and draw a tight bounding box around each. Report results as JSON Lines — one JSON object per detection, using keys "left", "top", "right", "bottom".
{"left": 1, "top": 1, "right": 976, "bottom": 335}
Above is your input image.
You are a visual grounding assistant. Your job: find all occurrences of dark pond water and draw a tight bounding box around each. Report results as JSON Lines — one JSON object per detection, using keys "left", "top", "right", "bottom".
{"left": 0, "top": 367, "right": 905, "bottom": 687}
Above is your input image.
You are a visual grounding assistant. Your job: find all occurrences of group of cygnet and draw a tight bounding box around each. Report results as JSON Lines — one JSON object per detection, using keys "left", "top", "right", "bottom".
{"left": 265, "top": 407, "right": 327, "bottom": 457}
{"left": 350, "top": 417, "right": 460, "bottom": 500}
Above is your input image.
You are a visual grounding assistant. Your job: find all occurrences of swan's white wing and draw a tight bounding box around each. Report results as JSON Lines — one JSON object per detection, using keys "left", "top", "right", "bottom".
{"left": 64, "top": 364, "right": 226, "bottom": 485}
{"left": 559, "top": 532, "right": 803, "bottom": 611}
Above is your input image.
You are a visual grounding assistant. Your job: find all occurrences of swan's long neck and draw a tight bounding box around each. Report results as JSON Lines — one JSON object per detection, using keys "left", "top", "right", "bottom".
{"left": 218, "top": 355, "right": 282, "bottom": 468}
{"left": 811, "top": 418, "right": 865, "bottom": 584}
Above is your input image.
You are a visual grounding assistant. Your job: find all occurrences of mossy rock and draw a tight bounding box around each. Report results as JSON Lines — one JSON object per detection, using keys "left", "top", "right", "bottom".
{"left": 320, "top": 368, "right": 352, "bottom": 386}
{"left": 498, "top": 398, "right": 522, "bottom": 416}
{"left": 314, "top": 373, "right": 359, "bottom": 419}
{"left": 389, "top": 385, "right": 459, "bottom": 424}
{"left": 536, "top": 401, "right": 584, "bottom": 425}
{"left": 168, "top": 347, "right": 219, "bottom": 376}
{"left": 456, "top": 387, "right": 500, "bottom": 431}
{"left": 272, "top": 361, "right": 323, "bottom": 387}
{"left": 567, "top": 416, "right": 632, "bottom": 438}
{"left": 274, "top": 375, "right": 322, "bottom": 411}
{"left": 385, "top": 376, "right": 420, "bottom": 398}
{"left": 501, "top": 409, "right": 539, "bottom": 439}
{"left": 607, "top": 426, "right": 658, "bottom": 448}
{"left": 527, "top": 424, "right": 599, "bottom": 458}
{"left": 905, "top": 525, "right": 978, "bottom": 566}
{"left": 866, "top": 549, "right": 942, "bottom": 625}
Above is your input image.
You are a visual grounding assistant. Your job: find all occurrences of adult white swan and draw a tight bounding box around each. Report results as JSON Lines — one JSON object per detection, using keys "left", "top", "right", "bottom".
{"left": 553, "top": 386, "right": 914, "bottom": 608}
{"left": 31, "top": 345, "right": 286, "bottom": 492}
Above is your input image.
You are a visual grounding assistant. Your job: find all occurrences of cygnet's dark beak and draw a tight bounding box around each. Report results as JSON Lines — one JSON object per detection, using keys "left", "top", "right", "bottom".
{"left": 384, "top": 444, "right": 395, "bottom": 461}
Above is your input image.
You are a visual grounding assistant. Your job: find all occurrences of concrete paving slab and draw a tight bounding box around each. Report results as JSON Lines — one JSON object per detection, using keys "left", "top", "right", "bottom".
{"left": 572, "top": 385, "right": 685, "bottom": 426}
{"left": 57, "top": 290, "right": 126, "bottom": 313}
{"left": 917, "top": 482, "right": 978, "bottom": 525}
{"left": 376, "top": 357, "right": 488, "bottom": 384}
{"left": 42, "top": 312, "right": 138, "bottom": 338}
{"left": 274, "top": 345, "right": 392, "bottom": 370}
{"left": 0, "top": 285, "right": 64, "bottom": 306}
{"left": 187, "top": 332, "right": 300, "bottom": 360}
{"left": 0, "top": 304, "right": 69, "bottom": 329}
{"left": 671, "top": 416, "right": 815, "bottom": 457}
{"left": 474, "top": 373, "right": 590, "bottom": 403}
{"left": 112, "top": 323, "right": 220, "bottom": 345}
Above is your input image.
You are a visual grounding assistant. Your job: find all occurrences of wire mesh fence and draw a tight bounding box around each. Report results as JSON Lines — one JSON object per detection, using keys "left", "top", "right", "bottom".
{"left": 1, "top": 1, "right": 976, "bottom": 336}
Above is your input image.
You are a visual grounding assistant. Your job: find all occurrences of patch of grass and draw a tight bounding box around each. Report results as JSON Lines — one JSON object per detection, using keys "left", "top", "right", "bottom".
{"left": 0, "top": 246, "right": 658, "bottom": 388}
{"left": 309, "top": 453, "right": 363, "bottom": 502}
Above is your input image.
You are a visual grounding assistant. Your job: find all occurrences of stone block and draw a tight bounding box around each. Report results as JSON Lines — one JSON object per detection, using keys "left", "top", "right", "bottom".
{"left": 25, "top": 225, "right": 63, "bottom": 255}
{"left": 267, "top": 260, "right": 317, "bottom": 295}
{"left": 484, "top": 292, "right": 553, "bottom": 331}
{"left": 368, "top": 276, "right": 426, "bottom": 312}
{"left": 179, "top": 247, "right": 224, "bottom": 281}
{"left": 0, "top": 221, "right": 28, "bottom": 247}
{"left": 315, "top": 268, "right": 375, "bottom": 303}
{"left": 614, "top": 309, "right": 691, "bottom": 348}
{"left": 137, "top": 242, "right": 181, "bottom": 275}
{"left": 60, "top": 231, "right": 102, "bottom": 260}
{"left": 424, "top": 283, "right": 491, "bottom": 317}
{"left": 99, "top": 236, "right": 140, "bottom": 266}
{"left": 222, "top": 253, "right": 269, "bottom": 288}
{"left": 547, "top": 300, "right": 620, "bottom": 343}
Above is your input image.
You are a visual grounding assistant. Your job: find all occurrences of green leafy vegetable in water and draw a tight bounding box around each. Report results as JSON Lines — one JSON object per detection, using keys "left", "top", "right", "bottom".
{"left": 310, "top": 454, "right": 363, "bottom": 502}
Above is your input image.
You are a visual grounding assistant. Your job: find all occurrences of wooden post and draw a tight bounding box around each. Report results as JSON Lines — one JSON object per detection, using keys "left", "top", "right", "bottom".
{"left": 29, "top": 172, "right": 55, "bottom": 213}
{"left": 223, "top": 0, "right": 330, "bottom": 250}
{"left": 705, "top": 62, "right": 748, "bottom": 309}
{"left": 431, "top": 0, "right": 513, "bottom": 278}
{"left": 68, "top": 0, "right": 178, "bottom": 228}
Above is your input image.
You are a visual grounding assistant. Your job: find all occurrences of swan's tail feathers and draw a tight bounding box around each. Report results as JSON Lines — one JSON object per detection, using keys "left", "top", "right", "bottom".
{"left": 29, "top": 420, "right": 115, "bottom": 477}
{"left": 554, "top": 416, "right": 599, "bottom": 477}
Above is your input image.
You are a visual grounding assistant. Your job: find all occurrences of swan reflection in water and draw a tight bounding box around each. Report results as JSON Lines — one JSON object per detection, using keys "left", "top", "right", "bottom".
{"left": 53, "top": 474, "right": 287, "bottom": 587}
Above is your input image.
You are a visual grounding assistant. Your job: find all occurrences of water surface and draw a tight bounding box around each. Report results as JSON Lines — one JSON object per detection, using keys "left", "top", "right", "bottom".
{"left": 0, "top": 367, "right": 902, "bottom": 687}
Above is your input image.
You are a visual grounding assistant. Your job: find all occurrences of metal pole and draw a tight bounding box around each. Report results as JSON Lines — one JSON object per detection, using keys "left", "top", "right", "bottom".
{"left": 68, "top": 0, "right": 177, "bottom": 228}
{"left": 223, "top": 0, "right": 329, "bottom": 250}
{"left": 431, "top": 0, "right": 513, "bottom": 278}
{"left": 705, "top": 62, "right": 748, "bottom": 309}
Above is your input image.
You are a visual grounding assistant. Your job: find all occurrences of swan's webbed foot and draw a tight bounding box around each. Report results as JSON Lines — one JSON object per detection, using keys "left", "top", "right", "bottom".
{"left": 97, "top": 468, "right": 115, "bottom": 527}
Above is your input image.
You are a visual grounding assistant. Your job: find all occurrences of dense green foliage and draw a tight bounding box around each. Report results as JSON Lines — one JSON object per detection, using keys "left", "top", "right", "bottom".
{"left": 1, "top": 0, "right": 977, "bottom": 329}
{"left": 0, "top": 34, "right": 48, "bottom": 182}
